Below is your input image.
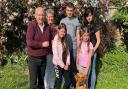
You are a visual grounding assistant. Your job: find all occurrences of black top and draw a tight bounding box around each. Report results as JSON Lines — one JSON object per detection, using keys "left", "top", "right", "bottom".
{"left": 82, "top": 23, "right": 101, "bottom": 47}
{"left": 62, "top": 48, "right": 67, "bottom": 65}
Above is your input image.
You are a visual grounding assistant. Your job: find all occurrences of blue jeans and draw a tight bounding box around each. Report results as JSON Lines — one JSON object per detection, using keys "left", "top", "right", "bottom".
{"left": 44, "top": 54, "right": 55, "bottom": 89}
{"left": 69, "top": 49, "right": 76, "bottom": 87}
{"left": 88, "top": 53, "right": 97, "bottom": 89}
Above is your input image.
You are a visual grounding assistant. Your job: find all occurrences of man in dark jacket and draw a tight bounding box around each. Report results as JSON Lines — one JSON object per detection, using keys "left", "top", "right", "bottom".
{"left": 26, "top": 6, "right": 51, "bottom": 89}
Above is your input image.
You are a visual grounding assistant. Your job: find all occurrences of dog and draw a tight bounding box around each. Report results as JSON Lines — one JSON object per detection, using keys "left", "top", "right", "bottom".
{"left": 75, "top": 72, "right": 87, "bottom": 89}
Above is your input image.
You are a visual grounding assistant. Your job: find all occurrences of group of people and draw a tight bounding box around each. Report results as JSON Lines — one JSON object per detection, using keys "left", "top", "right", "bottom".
{"left": 26, "top": 2, "right": 101, "bottom": 89}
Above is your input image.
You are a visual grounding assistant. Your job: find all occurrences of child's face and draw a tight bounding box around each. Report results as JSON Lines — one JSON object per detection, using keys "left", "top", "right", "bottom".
{"left": 82, "top": 33, "right": 89, "bottom": 42}
{"left": 58, "top": 28, "right": 66, "bottom": 38}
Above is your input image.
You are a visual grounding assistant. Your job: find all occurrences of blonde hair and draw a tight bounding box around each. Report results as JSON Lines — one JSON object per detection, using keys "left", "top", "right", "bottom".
{"left": 35, "top": 7, "right": 45, "bottom": 14}
{"left": 78, "top": 31, "right": 90, "bottom": 53}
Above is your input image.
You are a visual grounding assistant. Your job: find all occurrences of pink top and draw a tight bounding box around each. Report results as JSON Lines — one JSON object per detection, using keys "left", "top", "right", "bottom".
{"left": 79, "top": 42, "right": 93, "bottom": 67}
{"left": 52, "top": 34, "right": 70, "bottom": 68}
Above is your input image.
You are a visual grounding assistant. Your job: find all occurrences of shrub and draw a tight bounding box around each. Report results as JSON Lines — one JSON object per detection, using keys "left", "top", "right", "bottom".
{"left": 0, "top": 0, "right": 118, "bottom": 63}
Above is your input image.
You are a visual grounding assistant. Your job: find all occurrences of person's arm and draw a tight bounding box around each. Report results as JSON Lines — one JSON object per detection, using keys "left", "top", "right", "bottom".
{"left": 75, "top": 47, "right": 79, "bottom": 71}
{"left": 76, "top": 26, "right": 80, "bottom": 70}
{"left": 94, "top": 30, "right": 100, "bottom": 52}
{"left": 66, "top": 50, "right": 70, "bottom": 65}
{"left": 76, "top": 26, "right": 81, "bottom": 67}
{"left": 64, "top": 50, "right": 70, "bottom": 70}
{"left": 76, "top": 47, "right": 79, "bottom": 65}
{"left": 86, "top": 48, "right": 93, "bottom": 74}
{"left": 26, "top": 22, "right": 43, "bottom": 48}
{"left": 76, "top": 26, "right": 81, "bottom": 48}
{"left": 86, "top": 43, "right": 93, "bottom": 75}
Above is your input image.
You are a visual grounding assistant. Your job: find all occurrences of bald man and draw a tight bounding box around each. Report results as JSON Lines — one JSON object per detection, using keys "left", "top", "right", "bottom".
{"left": 26, "top": 6, "right": 51, "bottom": 89}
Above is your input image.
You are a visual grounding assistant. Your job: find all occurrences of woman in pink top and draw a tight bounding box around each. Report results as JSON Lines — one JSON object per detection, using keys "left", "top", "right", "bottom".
{"left": 52, "top": 23, "right": 71, "bottom": 89}
{"left": 76, "top": 30, "right": 93, "bottom": 84}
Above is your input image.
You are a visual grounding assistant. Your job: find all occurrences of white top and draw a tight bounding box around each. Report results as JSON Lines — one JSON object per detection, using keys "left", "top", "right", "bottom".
{"left": 38, "top": 23, "right": 45, "bottom": 33}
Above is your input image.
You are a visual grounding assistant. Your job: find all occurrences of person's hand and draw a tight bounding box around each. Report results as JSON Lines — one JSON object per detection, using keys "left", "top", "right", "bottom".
{"left": 42, "top": 41, "right": 49, "bottom": 47}
{"left": 84, "top": 70, "right": 88, "bottom": 76}
{"left": 64, "top": 64, "right": 69, "bottom": 70}
{"left": 76, "top": 60, "right": 78, "bottom": 65}
{"left": 76, "top": 64, "right": 79, "bottom": 72}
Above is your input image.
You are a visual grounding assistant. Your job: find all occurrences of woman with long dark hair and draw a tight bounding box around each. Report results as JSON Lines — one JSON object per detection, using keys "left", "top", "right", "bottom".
{"left": 83, "top": 7, "right": 101, "bottom": 89}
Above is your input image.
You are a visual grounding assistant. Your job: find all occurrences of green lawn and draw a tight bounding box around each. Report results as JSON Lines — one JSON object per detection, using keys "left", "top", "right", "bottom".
{"left": 0, "top": 48, "right": 128, "bottom": 89}
{"left": 0, "top": 62, "right": 29, "bottom": 89}
{"left": 96, "top": 48, "right": 128, "bottom": 89}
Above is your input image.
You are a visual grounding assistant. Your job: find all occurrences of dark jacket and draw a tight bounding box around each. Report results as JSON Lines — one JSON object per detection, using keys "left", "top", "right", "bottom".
{"left": 26, "top": 20, "right": 51, "bottom": 58}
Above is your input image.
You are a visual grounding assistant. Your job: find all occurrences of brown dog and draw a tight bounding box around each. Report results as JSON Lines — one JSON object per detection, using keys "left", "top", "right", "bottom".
{"left": 75, "top": 73, "right": 87, "bottom": 89}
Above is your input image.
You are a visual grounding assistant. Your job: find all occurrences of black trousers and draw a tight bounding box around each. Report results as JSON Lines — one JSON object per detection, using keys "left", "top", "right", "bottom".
{"left": 28, "top": 56, "right": 46, "bottom": 89}
{"left": 54, "top": 65, "right": 71, "bottom": 89}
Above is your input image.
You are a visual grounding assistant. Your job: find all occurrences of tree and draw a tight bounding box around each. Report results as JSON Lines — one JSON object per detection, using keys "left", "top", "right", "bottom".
{"left": 0, "top": 0, "right": 117, "bottom": 63}
{"left": 110, "top": 0, "right": 128, "bottom": 51}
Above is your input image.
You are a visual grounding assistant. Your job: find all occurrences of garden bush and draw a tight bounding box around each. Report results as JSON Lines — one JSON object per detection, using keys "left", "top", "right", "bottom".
{"left": 0, "top": 0, "right": 117, "bottom": 64}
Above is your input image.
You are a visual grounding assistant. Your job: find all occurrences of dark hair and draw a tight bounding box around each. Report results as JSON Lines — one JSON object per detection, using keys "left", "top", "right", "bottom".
{"left": 58, "top": 23, "right": 69, "bottom": 59}
{"left": 84, "top": 7, "right": 94, "bottom": 17}
{"left": 58, "top": 23, "right": 67, "bottom": 34}
{"left": 66, "top": 2, "right": 74, "bottom": 9}
{"left": 84, "top": 7, "right": 94, "bottom": 26}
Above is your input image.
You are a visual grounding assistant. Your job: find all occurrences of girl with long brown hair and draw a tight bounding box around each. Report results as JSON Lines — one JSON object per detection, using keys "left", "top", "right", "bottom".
{"left": 52, "top": 23, "right": 71, "bottom": 89}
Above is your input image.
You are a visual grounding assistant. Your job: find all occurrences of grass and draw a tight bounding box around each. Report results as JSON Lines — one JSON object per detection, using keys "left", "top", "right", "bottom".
{"left": 0, "top": 61, "right": 29, "bottom": 89}
{"left": 96, "top": 48, "right": 128, "bottom": 89}
{"left": 0, "top": 47, "right": 128, "bottom": 89}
